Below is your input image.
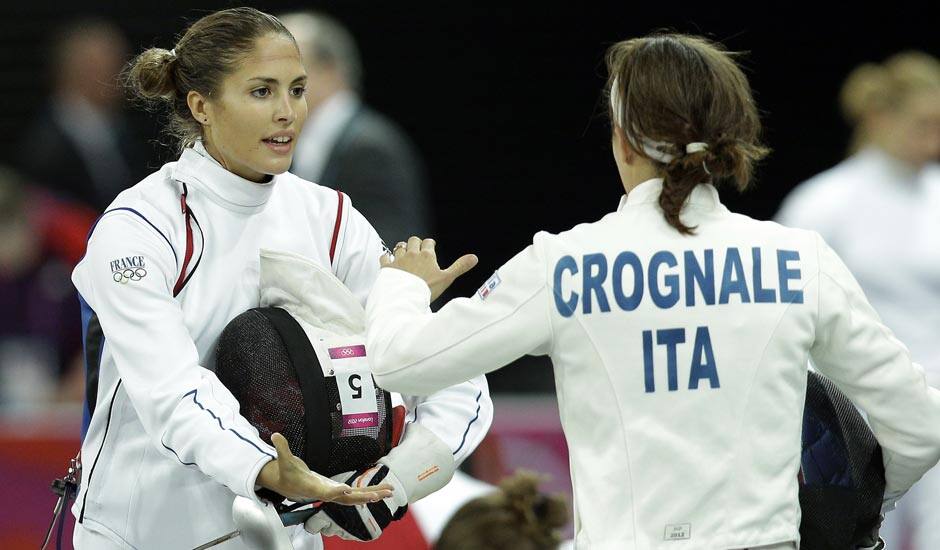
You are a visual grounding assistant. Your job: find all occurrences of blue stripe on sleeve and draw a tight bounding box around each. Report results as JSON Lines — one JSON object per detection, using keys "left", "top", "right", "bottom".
{"left": 452, "top": 390, "right": 483, "bottom": 456}
{"left": 161, "top": 441, "right": 197, "bottom": 466}
{"left": 183, "top": 389, "right": 275, "bottom": 460}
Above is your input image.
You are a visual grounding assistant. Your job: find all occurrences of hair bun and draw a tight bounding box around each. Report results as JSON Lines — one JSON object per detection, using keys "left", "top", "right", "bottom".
{"left": 500, "top": 471, "right": 568, "bottom": 544}
{"left": 126, "top": 47, "right": 178, "bottom": 102}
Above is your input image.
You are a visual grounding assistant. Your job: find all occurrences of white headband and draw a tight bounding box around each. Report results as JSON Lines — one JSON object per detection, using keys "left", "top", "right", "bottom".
{"left": 610, "top": 78, "right": 709, "bottom": 164}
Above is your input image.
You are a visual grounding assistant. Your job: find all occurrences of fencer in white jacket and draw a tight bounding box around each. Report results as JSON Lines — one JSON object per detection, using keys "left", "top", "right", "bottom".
{"left": 70, "top": 141, "right": 492, "bottom": 549}
{"left": 367, "top": 177, "right": 940, "bottom": 549}
{"left": 362, "top": 34, "right": 940, "bottom": 549}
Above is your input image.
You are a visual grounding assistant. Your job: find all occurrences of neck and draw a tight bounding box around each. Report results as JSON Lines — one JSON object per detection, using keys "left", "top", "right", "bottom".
{"left": 621, "top": 159, "right": 662, "bottom": 195}
{"left": 870, "top": 140, "right": 922, "bottom": 172}
{"left": 201, "top": 137, "right": 268, "bottom": 183}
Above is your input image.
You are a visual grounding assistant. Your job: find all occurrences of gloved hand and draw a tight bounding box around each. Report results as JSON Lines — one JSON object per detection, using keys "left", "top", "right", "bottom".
{"left": 304, "top": 423, "right": 455, "bottom": 541}
{"left": 304, "top": 464, "right": 408, "bottom": 540}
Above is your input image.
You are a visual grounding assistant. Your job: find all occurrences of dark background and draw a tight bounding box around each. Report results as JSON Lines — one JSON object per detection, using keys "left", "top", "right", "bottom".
{"left": 1, "top": 0, "right": 936, "bottom": 391}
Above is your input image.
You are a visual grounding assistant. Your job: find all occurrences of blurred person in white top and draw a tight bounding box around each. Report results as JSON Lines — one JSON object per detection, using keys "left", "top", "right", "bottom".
{"left": 777, "top": 52, "right": 940, "bottom": 550}
{"left": 362, "top": 34, "right": 940, "bottom": 550}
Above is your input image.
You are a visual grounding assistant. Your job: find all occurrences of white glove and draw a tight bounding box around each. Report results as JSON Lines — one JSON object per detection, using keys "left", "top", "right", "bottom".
{"left": 304, "top": 423, "right": 456, "bottom": 541}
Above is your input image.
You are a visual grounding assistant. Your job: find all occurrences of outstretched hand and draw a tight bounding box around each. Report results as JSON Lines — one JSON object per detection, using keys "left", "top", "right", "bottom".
{"left": 256, "top": 433, "right": 393, "bottom": 505}
{"left": 381, "top": 236, "right": 478, "bottom": 301}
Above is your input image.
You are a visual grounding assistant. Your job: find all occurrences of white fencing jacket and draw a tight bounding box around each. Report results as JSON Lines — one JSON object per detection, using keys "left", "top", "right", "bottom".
{"left": 777, "top": 148, "right": 940, "bottom": 386}
{"left": 70, "top": 142, "right": 491, "bottom": 549}
{"left": 366, "top": 178, "right": 940, "bottom": 550}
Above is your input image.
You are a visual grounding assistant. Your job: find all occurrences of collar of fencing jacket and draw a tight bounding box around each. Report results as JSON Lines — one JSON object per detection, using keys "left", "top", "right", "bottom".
{"left": 618, "top": 177, "right": 723, "bottom": 212}
{"left": 173, "top": 140, "right": 278, "bottom": 213}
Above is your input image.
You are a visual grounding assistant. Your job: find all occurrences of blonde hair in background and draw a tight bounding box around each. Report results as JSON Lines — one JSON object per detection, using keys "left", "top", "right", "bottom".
{"left": 840, "top": 51, "right": 940, "bottom": 153}
{"left": 435, "top": 471, "right": 568, "bottom": 550}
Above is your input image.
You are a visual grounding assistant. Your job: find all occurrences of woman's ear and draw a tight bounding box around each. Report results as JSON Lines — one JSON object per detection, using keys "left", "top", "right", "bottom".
{"left": 613, "top": 126, "right": 637, "bottom": 164}
{"left": 187, "top": 90, "right": 211, "bottom": 126}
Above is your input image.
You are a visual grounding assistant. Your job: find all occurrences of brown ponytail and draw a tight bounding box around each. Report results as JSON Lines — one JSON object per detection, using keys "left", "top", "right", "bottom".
{"left": 436, "top": 471, "right": 568, "bottom": 550}
{"left": 606, "top": 34, "right": 770, "bottom": 234}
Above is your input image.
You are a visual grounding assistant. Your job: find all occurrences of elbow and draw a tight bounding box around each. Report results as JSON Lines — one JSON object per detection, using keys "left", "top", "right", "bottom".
{"left": 373, "top": 369, "right": 437, "bottom": 397}
{"left": 372, "top": 370, "right": 398, "bottom": 391}
{"left": 929, "top": 430, "right": 940, "bottom": 461}
{"left": 475, "top": 379, "right": 494, "bottom": 428}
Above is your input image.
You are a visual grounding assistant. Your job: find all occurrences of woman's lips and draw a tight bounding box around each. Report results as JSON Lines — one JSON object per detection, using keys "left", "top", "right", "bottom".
{"left": 262, "top": 138, "right": 293, "bottom": 155}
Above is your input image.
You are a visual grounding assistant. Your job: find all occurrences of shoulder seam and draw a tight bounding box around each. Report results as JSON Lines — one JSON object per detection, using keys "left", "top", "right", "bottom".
{"left": 91, "top": 208, "right": 179, "bottom": 270}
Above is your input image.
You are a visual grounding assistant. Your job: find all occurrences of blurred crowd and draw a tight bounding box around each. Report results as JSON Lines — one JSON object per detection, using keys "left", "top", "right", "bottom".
{"left": 1, "top": 12, "right": 938, "bottom": 550}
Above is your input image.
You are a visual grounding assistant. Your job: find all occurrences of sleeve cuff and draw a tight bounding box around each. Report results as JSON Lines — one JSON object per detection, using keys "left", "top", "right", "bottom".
{"left": 242, "top": 452, "right": 276, "bottom": 504}
{"left": 373, "top": 267, "right": 432, "bottom": 305}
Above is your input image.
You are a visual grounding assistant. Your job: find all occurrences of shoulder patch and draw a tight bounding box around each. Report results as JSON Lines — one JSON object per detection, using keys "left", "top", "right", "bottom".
{"left": 477, "top": 272, "right": 502, "bottom": 301}
{"left": 110, "top": 256, "right": 148, "bottom": 283}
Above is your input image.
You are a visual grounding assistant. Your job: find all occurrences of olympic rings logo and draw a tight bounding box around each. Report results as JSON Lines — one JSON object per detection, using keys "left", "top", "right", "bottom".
{"left": 112, "top": 267, "right": 147, "bottom": 284}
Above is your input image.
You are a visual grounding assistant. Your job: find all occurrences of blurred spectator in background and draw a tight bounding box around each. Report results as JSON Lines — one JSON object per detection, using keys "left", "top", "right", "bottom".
{"left": 280, "top": 11, "right": 432, "bottom": 245}
{"left": 0, "top": 167, "right": 95, "bottom": 409}
{"left": 435, "top": 471, "right": 568, "bottom": 550}
{"left": 18, "top": 18, "right": 145, "bottom": 212}
{"left": 776, "top": 51, "right": 940, "bottom": 550}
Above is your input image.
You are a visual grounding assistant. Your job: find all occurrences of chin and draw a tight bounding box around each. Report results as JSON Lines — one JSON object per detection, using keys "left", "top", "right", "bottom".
{"left": 264, "top": 158, "right": 293, "bottom": 176}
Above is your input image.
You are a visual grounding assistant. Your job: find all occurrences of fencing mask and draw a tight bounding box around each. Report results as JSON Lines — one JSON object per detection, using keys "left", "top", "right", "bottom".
{"left": 799, "top": 370, "right": 886, "bottom": 550}
{"left": 215, "top": 249, "right": 398, "bottom": 506}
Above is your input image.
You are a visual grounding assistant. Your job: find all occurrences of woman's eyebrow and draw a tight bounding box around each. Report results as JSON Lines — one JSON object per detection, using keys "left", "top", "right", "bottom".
{"left": 246, "top": 75, "right": 307, "bottom": 84}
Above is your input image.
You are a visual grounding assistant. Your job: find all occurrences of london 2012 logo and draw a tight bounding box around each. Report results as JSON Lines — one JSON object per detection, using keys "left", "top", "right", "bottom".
{"left": 110, "top": 256, "right": 147, "bottom": 283}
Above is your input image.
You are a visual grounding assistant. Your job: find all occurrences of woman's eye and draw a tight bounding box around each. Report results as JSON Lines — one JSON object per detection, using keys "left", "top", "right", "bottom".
{"left": 291, "top": 86, "right": 307, "bottom": 97}
{"left": 251, "top": 88, "right": 270, "bottom": 98}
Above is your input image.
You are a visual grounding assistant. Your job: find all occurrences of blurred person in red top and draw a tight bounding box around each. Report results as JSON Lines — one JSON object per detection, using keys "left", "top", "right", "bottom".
{"left": 17, "top": 18, "right": 147, "bottom": 212}
{"left": 0, "top": 166, "right": 96, "bottom": 407}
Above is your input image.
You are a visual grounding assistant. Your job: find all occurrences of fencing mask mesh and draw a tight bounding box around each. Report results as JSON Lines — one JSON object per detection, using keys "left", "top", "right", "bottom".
{"left": 215, "top": 306, "right": 393, "bottom": 506}
{"left": 799, "top": 370, "right": 885, "bottom": 549}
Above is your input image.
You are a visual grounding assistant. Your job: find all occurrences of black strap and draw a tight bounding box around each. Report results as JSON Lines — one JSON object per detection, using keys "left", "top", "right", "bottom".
{"left": 255, "top": 307, "right": 332, "bottom": 475}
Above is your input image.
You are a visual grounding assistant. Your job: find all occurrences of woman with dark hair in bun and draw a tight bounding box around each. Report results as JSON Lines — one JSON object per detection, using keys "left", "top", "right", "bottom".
{"left": 70, "top": 7, "right": 491, "bottom": 549}
{"left": 364, "top": 34, "right": 940, "bottom": 549}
